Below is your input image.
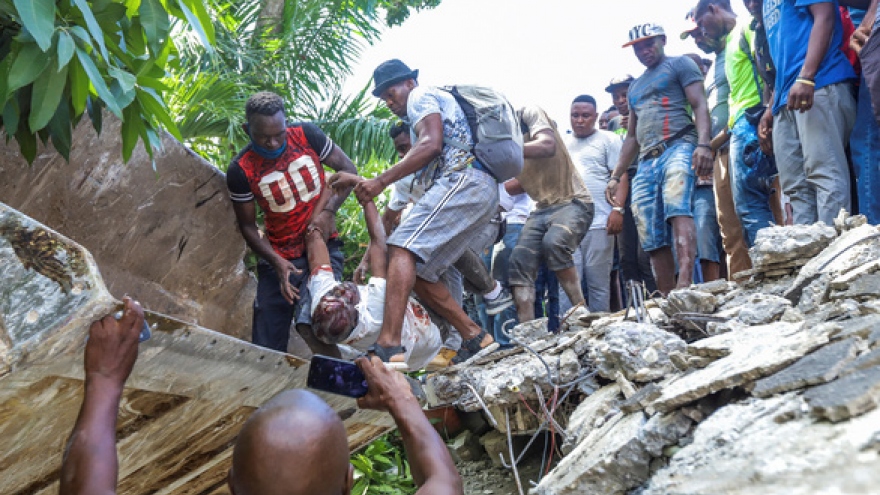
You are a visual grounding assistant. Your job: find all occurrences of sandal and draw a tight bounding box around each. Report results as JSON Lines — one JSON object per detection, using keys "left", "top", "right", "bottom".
{"left": 367, "top": 343, "right": 407, "bottom": 363}
{"left": 452, "top": 330, "right": 494, "bottom": 364}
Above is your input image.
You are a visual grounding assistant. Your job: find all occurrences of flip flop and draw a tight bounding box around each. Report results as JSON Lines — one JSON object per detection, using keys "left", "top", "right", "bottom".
{"left": 452, "top": 329, "right": 494, "bottom": 364}
{"left": 367, "top": 343, "right": 407, "bottom": 363}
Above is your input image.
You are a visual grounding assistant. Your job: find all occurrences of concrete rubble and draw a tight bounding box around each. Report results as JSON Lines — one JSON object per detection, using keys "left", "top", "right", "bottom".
{"left": 425, "top": 215, "right": 880, "bottom": 494}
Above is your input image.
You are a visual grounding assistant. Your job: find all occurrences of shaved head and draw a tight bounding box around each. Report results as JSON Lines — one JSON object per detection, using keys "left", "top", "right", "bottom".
{"left": 229, "top": 390, "right": 352, "bottom": 495}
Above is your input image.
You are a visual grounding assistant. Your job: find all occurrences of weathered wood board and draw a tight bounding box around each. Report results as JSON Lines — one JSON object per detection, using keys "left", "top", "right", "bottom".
{"left": 0, "top": 203, "right": 394, "bottom": 495}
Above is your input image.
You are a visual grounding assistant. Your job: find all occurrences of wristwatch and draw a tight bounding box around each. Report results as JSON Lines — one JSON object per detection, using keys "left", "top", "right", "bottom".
{"left": 612, "top": 206, "right": 625, "bottom": 214}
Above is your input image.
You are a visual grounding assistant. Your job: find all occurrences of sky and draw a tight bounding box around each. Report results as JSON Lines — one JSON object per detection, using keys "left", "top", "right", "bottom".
{"left": 343, "top": 0, "right": 752, "bottom": 130}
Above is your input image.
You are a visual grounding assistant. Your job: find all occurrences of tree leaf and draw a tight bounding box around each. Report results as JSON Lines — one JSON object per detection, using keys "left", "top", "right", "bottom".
{"left": 71, "top": 0, "right": 109, "bottom": 61}
{"left": 6, "top": 43, "right": 51, "bottom": 96}
{"left": 175, "top": 0, "right": 213, "bottom": 51}
{"left": 110, "top": 79, "right": 136, "bottom": 109}
{"left": 108, "top": 66, "right": 137, "bottom": 94}
{"left": 13, "top": 0, "right": 55, "bottom": 52}
{"left": 29, "top": 63, "right": 69, "bottom": 132}
{"left": 136, "top": 87, "right": 182, "bottom": 141}
{"left": 47, "top": 95, "right": 72, "bottom": 160}
{"left": 15, "top": 123, "right": 38, "bottom": 163}
{"left": 56, "top": 31, "right": 75, "bottom": 70}
{"left": 75, "top": 46, "right": 122, "bottom": 118}
{"left": 68, "top": 56, "right": 89, "bottom": 116}
{"left": 181, "top": 0, "right": 214, "bottom": 44}
{"left": 87, "top": 96, "right": 103, "bottom": 134}
{"left": 139, "top": 0, "right": 169, "bottom": 55}
{"left": 2, "top": 97, "right": 20, "bottom": 136}
{"left": 121, "top": 103, "right": 144, "bottom": 161}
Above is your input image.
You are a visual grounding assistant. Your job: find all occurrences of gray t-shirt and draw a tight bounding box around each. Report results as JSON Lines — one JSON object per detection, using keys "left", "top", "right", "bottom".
{"left": 628, "top": 55, "right": 705, "bottom": 155}
{"left": 565, "top": 130, "right": 621, "bottom": 230}
{"left": 405, "top": 85, "right": 475, "bottom": 186}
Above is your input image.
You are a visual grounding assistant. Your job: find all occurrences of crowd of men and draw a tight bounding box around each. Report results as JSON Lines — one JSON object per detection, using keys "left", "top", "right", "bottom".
{"left": 62, "top": 1, "right": 880, "bottom": 493}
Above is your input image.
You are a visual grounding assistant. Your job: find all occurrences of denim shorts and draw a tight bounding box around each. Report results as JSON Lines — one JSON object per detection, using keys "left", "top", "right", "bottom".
{"left": 630, "top": 141, "right": 696, "bottom": 252}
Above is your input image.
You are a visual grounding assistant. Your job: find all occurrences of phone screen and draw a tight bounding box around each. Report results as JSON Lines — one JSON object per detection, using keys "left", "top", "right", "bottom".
{"left": 307, "top": 355, "right": 369, "bottom": 398}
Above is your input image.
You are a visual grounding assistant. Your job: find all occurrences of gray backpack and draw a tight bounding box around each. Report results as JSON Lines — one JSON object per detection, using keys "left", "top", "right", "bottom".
{"left": 442, "top": 85, "right": 524, "bottom": 182}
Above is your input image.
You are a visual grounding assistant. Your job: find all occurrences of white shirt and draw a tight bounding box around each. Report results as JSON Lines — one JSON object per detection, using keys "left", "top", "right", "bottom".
{"left": 565, "top": 130, "right": 621, "bottom": 230}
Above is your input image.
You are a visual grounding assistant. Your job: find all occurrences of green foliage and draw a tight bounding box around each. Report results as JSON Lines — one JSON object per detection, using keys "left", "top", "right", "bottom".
{"left": 350, "top": 433, "right": 417, "bottom": 495}
{"left": 0, "top": 0, "right": 214, "bottom": 163}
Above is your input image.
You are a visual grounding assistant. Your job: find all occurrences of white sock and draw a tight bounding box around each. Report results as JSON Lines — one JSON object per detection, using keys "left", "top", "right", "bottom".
{"left": 485, "top": 281, "right": 503, "bottom": 300}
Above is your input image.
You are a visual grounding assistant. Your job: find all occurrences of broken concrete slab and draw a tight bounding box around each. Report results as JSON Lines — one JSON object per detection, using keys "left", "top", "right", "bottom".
{"left": 666, "top": 288, "right": 717, "bottom": 315}
{"left": 750, "top": 223, "right": 837, "bottom": 269}
{"left": 651, "top": 321, "right": 834, "bottom": 412}
{"left": 840, "top": 348, "right": 880, "bottom": 376}
{"left": 804, "top": 366, "right": 880, "bottom": 422}
{"left": 831, "top": 273, "right": 880, "bottom": 300}
{"left": 563, "top": 384, "right": 623, "bottom": 452}
{"left": 785, "top": 224, "right": 880, "bottom": 305}
{"left": 751, "top": 338, "right": 862, "bottom": 397}
{"left": 736, "top": 293, "right": 791, "bottom": 326}
{"left": 592, "top": 322, "right": 688, "bottom": 383}
{"left": 532, "top": 412, "right": 649, "bottom": 495}
{"left": 641, "top": 394, "right": 880, "bottom": 495}
{"left": 829, "top": 314, "right": 880, "bottom": 347}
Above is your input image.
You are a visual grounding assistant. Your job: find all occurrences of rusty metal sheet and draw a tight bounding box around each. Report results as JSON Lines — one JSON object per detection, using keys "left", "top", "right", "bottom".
{"left": 0, "top": 203, "right": 394, "bottom": 495}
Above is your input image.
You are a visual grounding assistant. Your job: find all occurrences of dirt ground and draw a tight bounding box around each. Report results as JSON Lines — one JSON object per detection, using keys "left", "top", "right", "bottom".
{"left": 456, "top": 446, "right": 549, "bottom": 495}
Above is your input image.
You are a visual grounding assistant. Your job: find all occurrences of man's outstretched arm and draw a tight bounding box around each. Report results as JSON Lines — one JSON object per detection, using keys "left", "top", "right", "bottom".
{"left": 60, "top": 298, "right": 144, "bottom": 495}
{"left": 356, "top": 356, "right": 463, "bottom": 495}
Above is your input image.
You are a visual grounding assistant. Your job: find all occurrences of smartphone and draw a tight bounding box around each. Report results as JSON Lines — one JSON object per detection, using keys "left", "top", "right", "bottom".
{"left": 307, "top": 355, "right": 369, "bottom": 398}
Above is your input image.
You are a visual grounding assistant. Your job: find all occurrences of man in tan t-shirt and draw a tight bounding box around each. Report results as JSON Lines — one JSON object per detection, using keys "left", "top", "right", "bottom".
{"left": 506, "top": 105, "right": 595, "bottom": 326}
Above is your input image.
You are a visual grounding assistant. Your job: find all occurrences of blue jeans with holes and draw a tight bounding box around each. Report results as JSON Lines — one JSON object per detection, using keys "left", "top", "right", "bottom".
{"left": 729, "top": 115, "right": 777, "bottom": 246}
{"left": 693, "top": 185, "right": 722, "bottom": 264}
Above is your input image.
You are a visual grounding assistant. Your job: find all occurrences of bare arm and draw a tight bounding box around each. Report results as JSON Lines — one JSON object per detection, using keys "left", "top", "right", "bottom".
{"left": 305, "top": 187, "right": 334, "bottom": 270}
{"left": 788, "top": 2, "right": 836, "bottom": 112}
{"left": 356, "top": 356, "right": 462, "bottom": 495}
{"left": 232, "top": 201, "right": 301, "bottom": 304}
{"left": 362, "top": 199, "right": 388, "bottom": 279}
{"left": 523, "top": 129, "right": 556, "bottom": 159}
{"left": 684, "top": 81, "right": 714, "bottom": 177}
{"left": 503, "top": 177, "right": 526, "bottom": 196}
{"left": 310, "top": 145, "right": 359, "bottom": 241}
{"left": 606, "top": 109, "right": 639, "bottom": 204}
{"left": 851, "top": 0, "right": 878, "bottom": 53}
{"left": 60, "top": 298, "right": 144, "bottom": 495}
{"left": 355, "top": 114, "right": 444, "bottom": 203}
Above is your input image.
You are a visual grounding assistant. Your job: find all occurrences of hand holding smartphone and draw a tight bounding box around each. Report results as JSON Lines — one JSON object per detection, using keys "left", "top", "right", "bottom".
{"left": 307, "top": 355, "right": 369, "bottom": 398}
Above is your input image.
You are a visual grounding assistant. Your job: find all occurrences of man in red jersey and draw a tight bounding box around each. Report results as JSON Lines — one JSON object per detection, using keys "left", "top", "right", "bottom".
{"left": 227, "top": 92, "right": 358, "bottom": 354}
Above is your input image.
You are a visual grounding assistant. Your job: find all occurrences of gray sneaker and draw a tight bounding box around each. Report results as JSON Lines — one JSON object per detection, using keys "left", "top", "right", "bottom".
{"left": 485, "top": 286, "right": 514, "bottom": 315}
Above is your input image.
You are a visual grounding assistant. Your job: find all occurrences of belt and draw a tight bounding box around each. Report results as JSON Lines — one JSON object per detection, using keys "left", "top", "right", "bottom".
{"left": 639, "top": 124, "right": 695, "bottom": 161}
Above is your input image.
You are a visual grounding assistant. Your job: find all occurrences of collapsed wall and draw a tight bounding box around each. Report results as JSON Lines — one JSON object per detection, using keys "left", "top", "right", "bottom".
{"left": 0, "top": 117, "right": 255, "bottom": 340}
{"left": 427, "top": 212, "right": 880, "bottom": 494}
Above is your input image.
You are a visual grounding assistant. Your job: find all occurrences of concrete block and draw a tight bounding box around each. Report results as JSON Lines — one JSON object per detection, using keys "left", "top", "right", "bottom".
{"left": 805, "top": 366, "right": 880, "bottom": 422}
{"left": 752, "top": 338, "right": 862, "bottom": 397}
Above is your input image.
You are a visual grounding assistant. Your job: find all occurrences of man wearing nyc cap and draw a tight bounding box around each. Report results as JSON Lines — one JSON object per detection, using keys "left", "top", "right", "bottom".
{"left": 606, "top": 23, "right": 714, "bottom": 295}
{"left": 349, "top": 59, "right": 498, "bottom": 363}
{"left": 758, "top": 0, "right": 857, "bottom": 225}
{"left": 226, "top": 92, "right": 357, "bottom": 354}
{"left": 604, "top": 75, "right": 658, "bottom": 295}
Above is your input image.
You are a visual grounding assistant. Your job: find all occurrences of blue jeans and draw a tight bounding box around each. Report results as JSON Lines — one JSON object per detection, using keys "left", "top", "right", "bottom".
{"left": 851, "top": 74, "right": 880, "bottom": 224}
{"left": 479, "top": 223, "right": 522, "bottom": 346}
{"left": 730, "top": 115, "right": 777, "bottom": 246}
{"left": 534, "top": 264, "right": 559, "bottom": 333}
{"left": 693, "top": 186, "right": 722, "bottom": 264}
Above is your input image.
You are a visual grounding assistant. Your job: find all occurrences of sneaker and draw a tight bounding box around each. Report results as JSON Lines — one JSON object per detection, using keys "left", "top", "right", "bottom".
{"left": 451, "top": 330, "right": 495, "bottom": 364}
{"left": 426, "top": 347, "right": 458, "bottom": 371}
{"left": 485, "top": 286, "right": 514, "bottom": 316}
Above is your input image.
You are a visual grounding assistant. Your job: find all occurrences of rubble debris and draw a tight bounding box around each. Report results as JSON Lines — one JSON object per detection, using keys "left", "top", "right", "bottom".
{"left": 447, "top": 430, "right": 483, "bottom": 463}
{"left": 665, "top": 288, "right": 717, "bottom": 314}
{"left": 804, "top": 366, "right": 880, "bottom": 422}
{"left": 427, "top": 218, "right": 880, "bottom": 495}
{"left": 751, "top": 338, "right": 862, "bottom": 397}
{"left": 592, "top": 322, "right": 688, "bottom": 383}
{"left": 642, "top": 394, "right": 880, "bottom": 495}
{"left": 651, "top": 321, "right": 833, "bottom": 412}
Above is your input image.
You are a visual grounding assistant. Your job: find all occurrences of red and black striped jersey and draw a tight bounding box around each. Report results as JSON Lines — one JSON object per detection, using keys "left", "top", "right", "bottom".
{"left": 227, "top": 123, "right": 334, "bottom": 260}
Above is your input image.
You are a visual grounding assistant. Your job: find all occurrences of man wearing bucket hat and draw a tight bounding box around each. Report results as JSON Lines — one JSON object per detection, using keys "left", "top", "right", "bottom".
{"left": 345, "top": 59, "right": 498, "bottom": 364}
{"left": 606, "top": 23, "right": 714, "bottom": 295}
